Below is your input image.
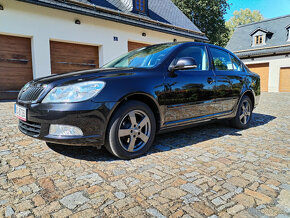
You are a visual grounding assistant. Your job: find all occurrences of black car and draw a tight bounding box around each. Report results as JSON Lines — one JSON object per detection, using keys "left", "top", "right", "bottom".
{"left": 15, "top": 42, "right": 260, "bottom": 159}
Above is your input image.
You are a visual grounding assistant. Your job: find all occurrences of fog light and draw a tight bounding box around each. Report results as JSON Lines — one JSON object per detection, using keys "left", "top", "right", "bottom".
{"left": 49, "top": 125, "right": 83, "bottom": 136}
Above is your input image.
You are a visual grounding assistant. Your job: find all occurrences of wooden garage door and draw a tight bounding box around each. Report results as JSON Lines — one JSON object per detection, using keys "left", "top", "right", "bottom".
{"left": 280, "top": 67, "right": 290, "bottom": 92}
{"left": 50, "top": 41, "right": 99, "bottom": 74}
{"left": 247, "top": 63, "right": 269, "bottom": 92}
{"left": 0, "top": 35, "right": 33, "bottom": 100}
{"left": 128, "top": 41, "right": 150, "bottom": 52}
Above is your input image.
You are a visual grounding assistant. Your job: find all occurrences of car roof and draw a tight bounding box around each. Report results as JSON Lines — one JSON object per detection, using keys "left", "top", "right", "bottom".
{"left": 144, "top": 42, "right": 241, "bottom": 61}
{"left": 154, "top": 41, "right": 228, "bottom": 51}
{"left": 173, "top": 42, "right": 239, "bottom": 57}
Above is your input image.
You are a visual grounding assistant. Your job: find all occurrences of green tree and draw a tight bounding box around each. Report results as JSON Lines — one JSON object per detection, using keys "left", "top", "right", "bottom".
{"left": 226, "top": 9, "right": 264, "bottom": 38}
{"left": 172, "top": 0, "right": 230, "bottom": 47}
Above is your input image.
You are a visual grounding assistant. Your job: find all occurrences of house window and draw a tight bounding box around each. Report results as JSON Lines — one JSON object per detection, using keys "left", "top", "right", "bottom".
{"left": 255, "top": 35, "right": 263, "bottom": 45}
{"left": 135, "top": 0, "right": 145, "bottom": 12}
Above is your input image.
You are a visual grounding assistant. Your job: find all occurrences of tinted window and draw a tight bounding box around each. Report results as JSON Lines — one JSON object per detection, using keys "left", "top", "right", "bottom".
{"left": 210, "top": 47, "right": 233, "bottom": 71}
{"left": 231, "top": 55, "right": 243, "bottom": 71}
{"left": 174, "top": 46, "right": 209, "bottom": 71}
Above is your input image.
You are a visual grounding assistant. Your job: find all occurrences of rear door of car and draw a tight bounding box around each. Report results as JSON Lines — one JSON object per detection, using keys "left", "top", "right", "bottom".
{"left": 208, "top": 46, "right": 246, "bottom": 113}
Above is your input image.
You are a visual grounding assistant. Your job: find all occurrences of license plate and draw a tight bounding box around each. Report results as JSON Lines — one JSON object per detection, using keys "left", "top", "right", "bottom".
{"left": 15, "top": 104, "right": 27, "bottom": 121}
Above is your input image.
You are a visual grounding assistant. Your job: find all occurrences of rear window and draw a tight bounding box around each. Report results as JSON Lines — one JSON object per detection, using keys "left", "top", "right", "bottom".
{"left": 231, "top": 55, "right": 243, "bottom": 72}
{"left": 210, "top": 47, "right": 233, "bottom": 71}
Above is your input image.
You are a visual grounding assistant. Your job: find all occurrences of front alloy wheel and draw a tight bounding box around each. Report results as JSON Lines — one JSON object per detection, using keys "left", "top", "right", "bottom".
{"left": 118, "top": 110, "right": 151, "bottom": 152}
{"left": 106, "top": 100, "right": 156, "bottom": 159}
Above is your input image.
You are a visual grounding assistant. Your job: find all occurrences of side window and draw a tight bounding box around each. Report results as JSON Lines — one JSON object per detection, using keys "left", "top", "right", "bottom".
{"left": 210, "top": 47, "right": 233, "bottom": 71}
{"left": 174, "top": 46, "right": 209, "bottom": 71}
{"left": 231, "top": 55, "right": 243, "bottom": 71}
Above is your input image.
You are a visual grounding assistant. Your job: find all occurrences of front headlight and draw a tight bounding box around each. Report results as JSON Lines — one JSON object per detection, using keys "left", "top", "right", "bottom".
{"left": 42, "top": 81, "right": 105, "bottom": 103}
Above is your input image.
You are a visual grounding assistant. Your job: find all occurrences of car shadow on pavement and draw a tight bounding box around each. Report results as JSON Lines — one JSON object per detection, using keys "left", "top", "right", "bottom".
{"left": 47, "top": 112, "right": 276, "bottom": 161}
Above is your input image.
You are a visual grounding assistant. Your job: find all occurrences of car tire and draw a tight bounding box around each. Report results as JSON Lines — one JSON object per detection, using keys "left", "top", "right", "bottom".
{"left": 105, "top": 100, "right": 156, "bottom": 159}
{"left": 230, "top": 95, "right": 253, "bottom": 129}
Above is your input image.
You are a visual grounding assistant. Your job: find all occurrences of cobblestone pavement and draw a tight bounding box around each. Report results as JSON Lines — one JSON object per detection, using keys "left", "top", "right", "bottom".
{"left": 0, "top": 93, "right": 289, "bottom": 218}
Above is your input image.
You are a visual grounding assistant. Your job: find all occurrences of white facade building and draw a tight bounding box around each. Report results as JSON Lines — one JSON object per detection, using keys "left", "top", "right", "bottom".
{"left": 0, "top": 0, "right": 207, "bottom": 99}
{"left": 226, "top": 15, "right": 290, "bottom": 92}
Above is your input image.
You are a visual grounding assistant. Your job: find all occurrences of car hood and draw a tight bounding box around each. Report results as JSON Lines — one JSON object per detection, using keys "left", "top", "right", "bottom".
{"left": 33, "top": 67, "right": 143, "bottom": 86}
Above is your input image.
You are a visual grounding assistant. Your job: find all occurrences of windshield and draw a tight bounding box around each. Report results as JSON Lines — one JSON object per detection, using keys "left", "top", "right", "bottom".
{"left": 102, "top": 43, "right": 180, "bottom": 69}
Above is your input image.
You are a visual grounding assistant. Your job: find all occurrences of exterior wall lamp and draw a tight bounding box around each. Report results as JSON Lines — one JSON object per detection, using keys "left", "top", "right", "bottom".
{"left": 0, "top": 4, "right": 4, "bottom": 10}
{"left": 75, "top": 19, "right": 81, "bottom": 25}
{"left": 142, "top": 32, "right": 146, "bottom": 37}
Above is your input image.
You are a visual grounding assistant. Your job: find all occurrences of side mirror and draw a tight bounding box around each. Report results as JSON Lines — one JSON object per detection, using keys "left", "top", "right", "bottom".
{"left": 169, "top": 57, "right": 198, "bottom": 72}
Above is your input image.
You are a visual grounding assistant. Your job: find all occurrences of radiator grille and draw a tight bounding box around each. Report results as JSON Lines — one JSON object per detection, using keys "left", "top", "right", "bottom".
{"left": 18, "top": 86, "right": 44, "bottom": 102}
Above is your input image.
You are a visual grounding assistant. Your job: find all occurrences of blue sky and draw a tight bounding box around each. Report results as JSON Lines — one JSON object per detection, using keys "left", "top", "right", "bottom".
{"left": 225, "top": 0, "right": 290, "bottom": 21}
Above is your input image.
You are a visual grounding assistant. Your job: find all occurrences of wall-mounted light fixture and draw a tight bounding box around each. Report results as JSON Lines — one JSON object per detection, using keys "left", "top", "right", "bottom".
{"left": 0, "top": 4, "right": 4, "bottom": 10}
{"left": 173, "top": 39, "right": 177, "bottom": 42}
{"left": 142, "top": 32, "right": 146, "bottom": 37}
{"left": 75, "top": 19, "right": 81, "bottom": 25}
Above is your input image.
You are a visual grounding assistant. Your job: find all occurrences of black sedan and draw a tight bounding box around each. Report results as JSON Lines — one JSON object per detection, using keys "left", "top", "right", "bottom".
{"left": 15, "top": 42, "right": 260, "bottom": 159}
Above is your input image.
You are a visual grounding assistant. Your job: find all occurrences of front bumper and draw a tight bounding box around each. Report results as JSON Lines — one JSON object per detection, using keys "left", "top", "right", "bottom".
{"left": 16, "top": 100, "right": 117, "bottom": 146}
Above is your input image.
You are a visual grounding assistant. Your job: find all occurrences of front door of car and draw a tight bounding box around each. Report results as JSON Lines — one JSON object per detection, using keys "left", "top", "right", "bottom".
{"left": 208, "top": 47, "right": 246, "bottom": 113}
{"left": 159, "top": 45, "right": 216, "bottom": 126}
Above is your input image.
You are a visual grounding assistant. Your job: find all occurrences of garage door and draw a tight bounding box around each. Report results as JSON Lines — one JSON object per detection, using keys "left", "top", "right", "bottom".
{"left": 0, "top": 35, "right": 33, "bottom": 100}
{"left": 247, "top": 63, "right": 269, "bottom": 92}
{"left": 50, "top": 41, "right": 99, "bottom": 74}
{"left": 280, "top": 67, "right": 290, "bottom": 92}
{"left": 128, "top": 41, "right": 150, "bottom": 52}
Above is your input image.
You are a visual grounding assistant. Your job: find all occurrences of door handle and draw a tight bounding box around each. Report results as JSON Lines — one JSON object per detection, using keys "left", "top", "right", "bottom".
{"left": 207, "top": 77, "right": 215, "bottom": 84}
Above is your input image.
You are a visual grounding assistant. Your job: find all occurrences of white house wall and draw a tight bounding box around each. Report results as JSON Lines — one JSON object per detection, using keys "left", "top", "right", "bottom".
{"left": 0, "top": 0, "right": 193, "bottom": 79}
{"left": 242, "top": 55, "right": 290, "bottom": 92}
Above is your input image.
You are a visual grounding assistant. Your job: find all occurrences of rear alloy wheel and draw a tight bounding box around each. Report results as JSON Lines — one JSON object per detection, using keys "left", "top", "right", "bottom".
{"left": 106, "top": 100, "right": 156, "bottom": 159}
{"left": 230, "top": 95, "right": 253, "bottom": 129}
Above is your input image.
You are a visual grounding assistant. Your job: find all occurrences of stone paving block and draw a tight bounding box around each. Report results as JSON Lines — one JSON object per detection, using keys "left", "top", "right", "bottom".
{"left": 277, "top": 190, "right": 290, "bottom": 213}
{"left": 146, "top": 208, "right": 166, "bottom": 218}
{"left": 212, "top": 197, "right": 226, "bottom": 206}
{"left": 180, "top": 183, "right": 202, "bottom": 196}
{"left": 160, "top": 187, "right": 186, "bottom": 200}
{"left": 60, "top": 192, "right": 89, "bottom": 210}
{"left": 7, "top": 169, "right": 30, "bottom": 180}
{"left": 227, "top": 204, "right": 245, "bottom": 215}
{"left": 5, "top": 206, "right": 14, "bottom": 217}
{"left": 114, "top": 191, "right": 126, "bottom": 199}
{"left": 244, "top": 188, "right": 272, "bottom": 204}
{"left": 233, "top": 193, "right": 255, "bottom": 207}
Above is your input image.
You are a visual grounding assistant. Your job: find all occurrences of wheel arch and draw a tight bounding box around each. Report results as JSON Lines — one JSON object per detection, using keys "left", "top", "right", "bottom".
{"left": 105, "top": 92, "right": 162, "bottom": 140}
{"left": 241, "top": 89, "right": 255, "bottom": 108}
{"left": 231, "top": 89, "right": 256, "bottom": 118}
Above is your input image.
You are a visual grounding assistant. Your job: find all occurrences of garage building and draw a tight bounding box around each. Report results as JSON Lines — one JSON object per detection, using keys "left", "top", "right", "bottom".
{"left": 0, "top": 0, "right": 208, "bottom": 100}
{"left": 226, "top": 15, "right": 290, "bottom": 92}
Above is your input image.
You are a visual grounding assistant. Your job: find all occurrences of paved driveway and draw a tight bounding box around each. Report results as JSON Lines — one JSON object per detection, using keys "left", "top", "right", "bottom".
{"left": 0, "top": 93, "right": 289, "bottom": 217}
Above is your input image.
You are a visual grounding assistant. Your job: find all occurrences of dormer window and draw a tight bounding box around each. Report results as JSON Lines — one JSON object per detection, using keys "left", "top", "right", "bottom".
{"left": 255, "top": 35, "right": 263, "bottom": 45}
{"left": 135, "top": 0, "right": 145, "bottom": 12}
{"left": 250, "top": 28, "right": 273, "bottom": 47}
